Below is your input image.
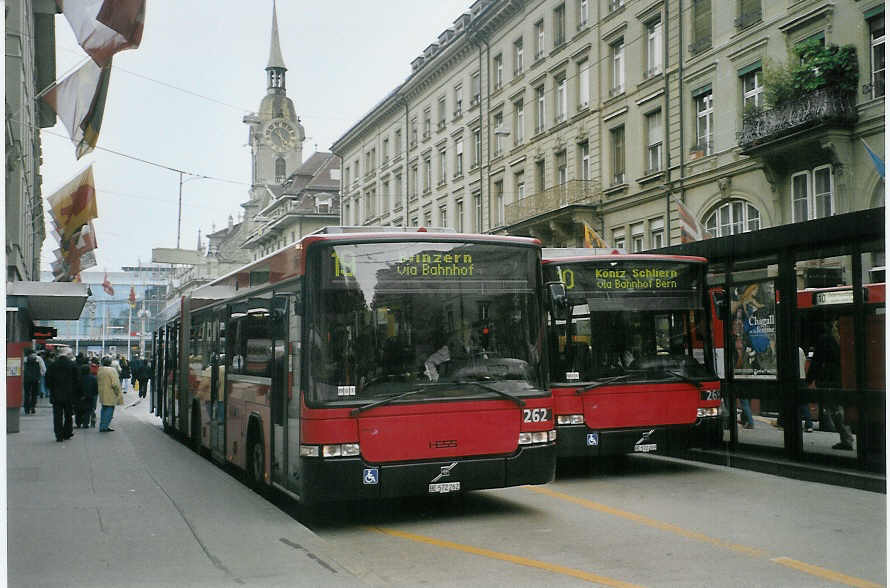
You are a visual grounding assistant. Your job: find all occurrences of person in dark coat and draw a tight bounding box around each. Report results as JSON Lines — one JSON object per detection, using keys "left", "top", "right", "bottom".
{"left": 131, "top": 353, "right": 151, "bottom": 399}
{"left": 80, "top": 358, "right": 99, "bottom": 428}
{"left": 45, "top": 347, "right": 81, "bottom": 442}
{"left": 807, "top": 320, "right": 853, "bottom": 450}
{"left": 22, "top": 348, "right": 41, "bottom": 415}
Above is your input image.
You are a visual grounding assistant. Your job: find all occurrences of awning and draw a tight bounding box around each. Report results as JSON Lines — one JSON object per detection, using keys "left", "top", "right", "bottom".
{"left": 6, "top": 281, "right": 90, "bottom": 320}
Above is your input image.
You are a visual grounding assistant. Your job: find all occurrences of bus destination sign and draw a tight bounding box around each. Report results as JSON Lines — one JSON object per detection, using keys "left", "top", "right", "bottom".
{"left": 555, "top": 262, "right": 697, "bottom": 293}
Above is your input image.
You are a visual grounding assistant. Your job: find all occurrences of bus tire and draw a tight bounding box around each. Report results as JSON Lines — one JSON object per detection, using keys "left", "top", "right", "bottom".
{"left": 247, "top": 423, "right": 265, "bottom": 490}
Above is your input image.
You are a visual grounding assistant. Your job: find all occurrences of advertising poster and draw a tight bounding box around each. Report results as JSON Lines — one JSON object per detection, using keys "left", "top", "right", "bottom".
{"left": 730, "top": 281, "right": 777, "bottom": 379}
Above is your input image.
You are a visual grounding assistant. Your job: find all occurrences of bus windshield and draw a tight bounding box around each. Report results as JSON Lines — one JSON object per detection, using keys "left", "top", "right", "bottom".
{"left": 545, "top": 259, "right": 716, "bottom": 385}
{"left": 307, "top": 241, "right": 545, "bottom": 406}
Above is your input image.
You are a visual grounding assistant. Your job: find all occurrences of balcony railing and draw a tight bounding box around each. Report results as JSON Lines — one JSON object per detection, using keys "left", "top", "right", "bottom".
{"left": 737, "top": 87, "right": 858, "bottom": 150}
{"left": 505, "top": 179, "right": 599, "bottom": 226}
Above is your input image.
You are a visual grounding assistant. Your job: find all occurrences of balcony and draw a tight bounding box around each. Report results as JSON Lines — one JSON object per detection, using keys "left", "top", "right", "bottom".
{"left": 505, "top": 179, "right": 599, "bottom": 226}
{"left": 738, "top": 88, "right": 857, "bottom": 153}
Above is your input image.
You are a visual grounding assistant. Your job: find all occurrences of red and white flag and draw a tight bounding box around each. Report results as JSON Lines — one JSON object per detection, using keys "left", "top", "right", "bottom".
{"left": 128, "top": 286, "right": 137, "bottom": 307}
{"left": 42, "top": 61, "right": 112, "bottom": 159}
{"left": 674, "top": 197, "right": 712, "bottom": 243}
{"left": 57, "top": 0, "right": 145, "bottom": 67}
{"left": 102, "top": 272, "right": 115, "bottom": 296}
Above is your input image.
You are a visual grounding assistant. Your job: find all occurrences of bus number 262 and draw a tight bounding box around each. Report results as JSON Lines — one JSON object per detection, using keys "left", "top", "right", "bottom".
{"left": 523, "top": 408, "right": 551, "bottom": 423}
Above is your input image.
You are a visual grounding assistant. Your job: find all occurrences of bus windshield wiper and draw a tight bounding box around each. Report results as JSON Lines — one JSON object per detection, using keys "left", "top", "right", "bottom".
{"left": 454, "top": 380, "right": 526, "bottom": 407}
{"left": 665, "top": 370, "right": 702, "bottom": 389}
{"left": 576, "top": 374, "right": 634, "bottom": 394}
{"left": 350, "top": 387, "right": 428, "bottom": 416}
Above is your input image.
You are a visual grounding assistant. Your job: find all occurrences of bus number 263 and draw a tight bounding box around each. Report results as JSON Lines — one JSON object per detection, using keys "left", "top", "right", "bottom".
{"left": 523, "top": 408, "right": 551, "bottom": 423}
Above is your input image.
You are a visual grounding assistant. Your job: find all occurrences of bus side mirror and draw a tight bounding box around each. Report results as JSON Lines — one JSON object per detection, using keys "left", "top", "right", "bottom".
{"left": 712, "top": 289, "right": 728, "bottom": 321}
{"left": 547, "top": 282, "right": 569, "bottom": 321}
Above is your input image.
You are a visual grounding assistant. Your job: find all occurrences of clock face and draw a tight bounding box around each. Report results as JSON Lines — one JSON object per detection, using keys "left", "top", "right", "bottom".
{"left": 264, "top": 119, "right": 298, "bottom": 152}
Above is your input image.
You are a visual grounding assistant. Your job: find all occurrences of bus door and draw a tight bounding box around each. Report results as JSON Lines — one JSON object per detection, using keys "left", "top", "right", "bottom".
{"left": 270, "top": 293, "right": 291, "bottom": 487}
{"left": 209, "top": 311, "right": 226, "bottom": 460}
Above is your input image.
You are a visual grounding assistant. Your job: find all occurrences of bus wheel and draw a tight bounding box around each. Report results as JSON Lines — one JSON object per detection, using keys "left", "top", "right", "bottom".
{"left": 248, "top": 436, "right": 265, "bottom": 489}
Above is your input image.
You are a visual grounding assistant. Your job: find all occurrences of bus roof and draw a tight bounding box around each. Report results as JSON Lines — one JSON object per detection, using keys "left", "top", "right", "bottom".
{"left": 542, "top": 251, "right": 708, "bottom": 265}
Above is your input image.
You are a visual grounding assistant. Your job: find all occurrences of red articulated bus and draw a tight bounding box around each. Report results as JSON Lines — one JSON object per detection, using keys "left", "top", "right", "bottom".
{"left": 541, "top": 249, "right": 722, "bottom": 457}
{"left": 152, "top": 227, "right": 556, "bottom": 503}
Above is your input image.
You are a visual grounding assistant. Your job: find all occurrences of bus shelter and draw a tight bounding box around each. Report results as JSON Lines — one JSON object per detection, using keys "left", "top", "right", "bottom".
{"left": 658, "top": 208, "right": 884, "bottom": 473}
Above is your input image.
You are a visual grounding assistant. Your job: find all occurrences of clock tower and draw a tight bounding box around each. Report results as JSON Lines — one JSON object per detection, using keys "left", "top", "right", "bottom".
{"left": 244, "top": 0, "right": 305, "bottom": 197}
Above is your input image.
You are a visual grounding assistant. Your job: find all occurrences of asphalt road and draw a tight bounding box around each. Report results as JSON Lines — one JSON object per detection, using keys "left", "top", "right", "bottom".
{"left": 10, "top": 397, "right": 884, "bottom": 587}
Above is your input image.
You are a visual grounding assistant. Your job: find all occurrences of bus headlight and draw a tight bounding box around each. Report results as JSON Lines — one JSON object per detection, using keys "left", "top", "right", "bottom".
{"left": 557, "top": 414, "right": 584, "bottom": 425}
{"left": 300, "top": 443, "right": 361, "bottom": 458}
{"left": 519, "top": 430, "right": 555, "bottom": 445}
{"left": 697, "top": 407, "right": 719, "bottom": 418}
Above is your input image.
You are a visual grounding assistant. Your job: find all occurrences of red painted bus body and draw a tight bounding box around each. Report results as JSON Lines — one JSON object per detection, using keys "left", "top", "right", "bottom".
{"left": 542, "top": 250, "right": 721, "bottom": 457}
{"left": 152, "top": 228, "right": 556, "bottom": 503}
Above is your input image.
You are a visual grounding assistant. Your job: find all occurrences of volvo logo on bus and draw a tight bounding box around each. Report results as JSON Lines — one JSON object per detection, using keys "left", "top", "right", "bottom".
{"left": 430, "top": 462, "right": 458, "bottom": 483}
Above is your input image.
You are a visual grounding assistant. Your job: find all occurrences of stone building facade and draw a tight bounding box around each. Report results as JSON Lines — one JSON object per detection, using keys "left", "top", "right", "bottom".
{"left": 332, "top": 0, "right": 884, "bottom": 251}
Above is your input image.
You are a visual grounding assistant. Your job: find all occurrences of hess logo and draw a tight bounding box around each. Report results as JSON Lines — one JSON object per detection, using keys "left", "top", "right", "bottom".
{"left": 429, "top": 439, "right": 458, "bottom": 449}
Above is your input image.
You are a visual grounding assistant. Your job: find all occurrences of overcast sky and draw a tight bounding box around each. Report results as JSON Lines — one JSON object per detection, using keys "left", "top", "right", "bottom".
{"left": 40, "top": 0, "right": 472, "bottom": 273}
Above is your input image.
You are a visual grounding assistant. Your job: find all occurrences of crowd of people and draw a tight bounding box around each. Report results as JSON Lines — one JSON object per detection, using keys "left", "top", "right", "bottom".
{"left": 21, "top": 347, "right": 152, "bottom": 442}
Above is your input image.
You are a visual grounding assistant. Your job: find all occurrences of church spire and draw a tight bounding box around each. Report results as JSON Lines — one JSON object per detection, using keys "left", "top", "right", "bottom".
{"left": 266, "top": 0, "right": 286, "bottom": 93}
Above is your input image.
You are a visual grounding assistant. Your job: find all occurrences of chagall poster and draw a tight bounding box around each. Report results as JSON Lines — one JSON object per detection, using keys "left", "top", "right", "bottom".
{"left": 730, "top": 281, "right": 777, "bottom": 379}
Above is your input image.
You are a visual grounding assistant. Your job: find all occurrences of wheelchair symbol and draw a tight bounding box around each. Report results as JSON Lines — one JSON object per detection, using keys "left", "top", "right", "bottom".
{"left": 586, "top": 433, "right": 599, "bottom": 446}
{"left": 363, "top": 468, "right": 379, "bottom": 485}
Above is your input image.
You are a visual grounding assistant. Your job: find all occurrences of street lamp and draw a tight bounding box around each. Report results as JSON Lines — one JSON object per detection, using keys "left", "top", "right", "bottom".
{"left": 137, "top": 304, "right": 151, "bottom": 356}
{"left": 177, "top": 172, "right": 210, "bottom": 249}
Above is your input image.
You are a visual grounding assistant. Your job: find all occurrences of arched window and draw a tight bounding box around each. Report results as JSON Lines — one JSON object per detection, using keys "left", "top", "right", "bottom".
{"left": 275, "top": 157, "right": 286, "bottom": 182}
{"left": 704, "top": 200, "right": 761, "bottom": 237}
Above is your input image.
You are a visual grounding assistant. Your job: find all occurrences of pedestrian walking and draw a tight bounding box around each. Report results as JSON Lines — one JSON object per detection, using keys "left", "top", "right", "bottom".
{"left": 131, "top": 352, "right": 151, "bottom": 399}
{"left": 806, "top": 320, "right": 853, "bottom": 450}
{"left": 22, "top": 348, "right": 41, "bottom": 415}
{"left": 120, "top": 356, "right": 132, "bottom": 394}
{"left": 45, "top": 347, "right": 80, "bottom": 442}
{"left": 98, "top": 356, "right": 123, "bottom": 432}
{"left": 37, "top": 350, "right": 48, "bottom": 398}
{"left": 81, "top": 358, "right": 99, "bottom": 428}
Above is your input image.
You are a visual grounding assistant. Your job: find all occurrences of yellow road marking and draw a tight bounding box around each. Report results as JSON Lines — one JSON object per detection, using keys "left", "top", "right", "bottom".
{"left": 771, "top": 557, "right": 884, "bottom": 588}
{"left": 367, "top": 526, "right": 644, "bottom": 588}
{"left": 526, "top": 485, "right": 765, "bottom": 557}
{"left": 527, "top": 486, "right": 883, "bottom": 588}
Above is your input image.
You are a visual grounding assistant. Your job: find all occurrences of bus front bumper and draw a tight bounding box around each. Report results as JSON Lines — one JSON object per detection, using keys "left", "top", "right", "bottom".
{"left": 301, "top": 442, "right": 556, "bottom": 502}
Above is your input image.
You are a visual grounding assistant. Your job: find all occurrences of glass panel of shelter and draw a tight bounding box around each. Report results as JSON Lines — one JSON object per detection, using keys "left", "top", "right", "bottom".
{"left": 794, "top": 250, "right": 858, "bottom": 461}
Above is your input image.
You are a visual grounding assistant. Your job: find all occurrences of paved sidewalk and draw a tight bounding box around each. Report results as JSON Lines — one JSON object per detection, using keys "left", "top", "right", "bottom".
{"left": 7, "top": 395, "right": 374, "bottom": 587}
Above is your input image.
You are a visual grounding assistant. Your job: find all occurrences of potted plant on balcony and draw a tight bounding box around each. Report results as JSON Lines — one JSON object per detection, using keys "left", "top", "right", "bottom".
{"left": 762, "top": 39, "right": 858, "bottom": 107}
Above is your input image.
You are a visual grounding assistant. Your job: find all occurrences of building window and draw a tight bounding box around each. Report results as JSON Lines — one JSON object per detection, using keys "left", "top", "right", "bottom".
{"left": 382, "top": 180, "right": 390, "bottom": 212}
{"left": 535, "top": 85, "right": 546, "bottom": 133}
{"left": 472, "top": 127, "right": 482, "bottom": 168}
{"left": 611, "top": 125, "right": 625, "bottom": 184}
{"left": 514, "top": 99, "right": 525, "bottom": 144}
{"left": 609, "top": 0, "right": 624, "bottom": 13}
{"left": 790, "top": 166, "right": 836, "bottom": 222}
{"left": 870, "top": 15, "right": 885, "bottom": 99}
{"left": 438, "top": 96, "right": 447, "bottom": 129}
{"left": 423, "top": 157, "right": 431, "bottom": 192}
{"left": 514, "top": 37, "right": 524, "bottom": 75}
{"left": 555, "top": 74, "right": 567, "bottom": 122}
{"left": 439, "top": 148, "right": 447, "bottom": 184}
{"left": 631, "top": 222, "right": 644, "bottom": 252}
{"left": 690, "top": 0, "right": 712, "bottom": 55}
{"left": 535, "top": 159, "right": 546, "bottom": 192}
{"left": 578, "top": 59, "right": 590, "bottom": 109}
{"left": 813, "top": 165, "right": 835, "bottom": 219}
{"left": 534, "top": 20, "right": 544, "bottom": 60}
{"left": 455, "top": 138, "right": 464, "bottom": 176}
{"left": 493, "top": 112, "right": 504, "bottom": 156}
{"left": 646, "top": 19, "right": 662, "bottom": 78}
{"left": 610, "top": 39, "right": 625, "bottom": 96}
{"left": 515, "top": 170, "right": 525, "bottom": 199}
{"left": 613, "top": 228, "right": 625, "bottom": 249}
{"left": 650, "top": 217, "right": 665, "bottom": 248}
{"left": 695, "top": 90, "right": 713, "bottom": 155}
{"left": 494, "top": 54, "right": 503, "bottom": 89}
{"left": 411, "top": 216, "right": 418, "bottom": 228}
{"left": 410, "top": 164, "right": 418, "bottom": 199}
{"left": 382, "top": 138, "right": 389, "bottom": 163}
{"left": 493, "top": 179, "right": 504, "bottom": 226}
{"left": 578, "top": 0, "right": 588, "bottom": 28}
{"left": 423, "top": 108, "right": 431, "bottom": 139}
{"left": 394, "top": 129, "right": 401, "bottom": 153}
{"left": 393, "top": 174, "right": 401, "bottom": 208}
{"left": 554, "top": 4, "right": 566, "bottom": 47}
{"left": 736, "top": 0, "right": 762, "bottom": 30}
{"left": 646, "top": 110, "right": 663, "bottom": 173}
{"left": 471, "top": 72, "right": 481, "bottom": 106}
{"left": 555, "top": 151, "right": 567, "bottom": 185}
{"left": 474, "top": 191, "right": 483, "bottom": 232}
{"left": 742, "top": 69, "right": 762, "bottom": 109}
{"left": 454, "top": 85, "right": 463, "bottom": 118}
{"left": 578, "top": 141, "right": 590, "bottom": 180}
{"left": 704, "top": 200, "right": 761, "bottom": 237}
{"left": 275, "top": 157, "right": 286, "bottom": 182}
{"left": 456, "top": 199, "right": 464, "bottom": 232}
{"left": 410, "top": 118, "right": 418, "bottom": 146}
{"left": 439, "top": 205, "right": 448, "bottom": 228}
